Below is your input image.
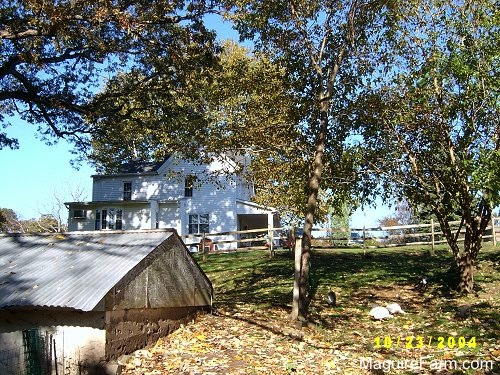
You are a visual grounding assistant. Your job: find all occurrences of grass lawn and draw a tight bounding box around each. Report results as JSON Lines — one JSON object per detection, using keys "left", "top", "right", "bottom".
{"left": 123, "top": 244, "right": 499, "bottom": 374}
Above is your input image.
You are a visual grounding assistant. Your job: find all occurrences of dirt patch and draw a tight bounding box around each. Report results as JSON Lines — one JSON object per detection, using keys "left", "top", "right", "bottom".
{"left": 120, "top": 308, "right": 369, "bottom": 374}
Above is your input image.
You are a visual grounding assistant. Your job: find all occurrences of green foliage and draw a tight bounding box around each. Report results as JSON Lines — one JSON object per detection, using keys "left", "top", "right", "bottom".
{"left": 0, "top": 0, "right": 217, "bottom": 154}
{"left": 325, "top": 196, "right": 352, "bottom": 231}
{"left": 355, "top": 0, "right": 499, "bottom": 292}
{"left": 472, "top": 149, "right": 500, "bottom": 208}
{"left": 0, "top": 208, "right": 22, "bottom": 233}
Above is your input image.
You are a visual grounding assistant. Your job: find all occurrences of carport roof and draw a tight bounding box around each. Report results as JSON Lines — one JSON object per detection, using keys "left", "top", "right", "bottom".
{"left": 236, "top": 199, "right": 277, "bottom": 213}
{"left": 0, "top": 230, "right": 176, "bottom": 311}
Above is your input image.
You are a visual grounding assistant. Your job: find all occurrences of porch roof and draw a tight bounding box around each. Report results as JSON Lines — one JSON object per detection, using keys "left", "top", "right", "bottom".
{"left": 236, "top": 199, "right": 277, "bottom": 214}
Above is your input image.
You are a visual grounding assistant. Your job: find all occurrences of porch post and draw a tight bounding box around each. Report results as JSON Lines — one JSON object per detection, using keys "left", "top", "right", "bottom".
{"left": 149, "top": 200, "right": 159, "bottom": 229}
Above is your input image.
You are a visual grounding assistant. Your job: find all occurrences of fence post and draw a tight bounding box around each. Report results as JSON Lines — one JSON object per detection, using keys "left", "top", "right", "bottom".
{"left": 268, "top": 227, "right": 274, "bottom": 258}
{"left": 268, "top": 212, "right": 275, "bottom": 258}
{"left": 492, "top": 217, "right": 497, "bottom": 246}
{"left": 362, "top": 225, "right": 368, "bottom": 257}
{"left": 291, "top": 238, "right": 302, "bottom": 321}
{"left": 431, "top": 219, "right": 435, "bottom": 254}
{"left": 202, "top": 232, "right": 207, "bottom": 262}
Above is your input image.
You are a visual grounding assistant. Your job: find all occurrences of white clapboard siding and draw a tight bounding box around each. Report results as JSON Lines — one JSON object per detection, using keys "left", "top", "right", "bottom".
{"left": 68, "top": 156, "right": 275, "bottom": 250}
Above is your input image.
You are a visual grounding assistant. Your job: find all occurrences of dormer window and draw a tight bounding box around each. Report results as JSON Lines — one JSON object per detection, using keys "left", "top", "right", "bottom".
{"left": 123, "top": 182, "right": 132, "bottom": 201}
{"left": 184, "top": 175, "right": 197, "bottom": 197}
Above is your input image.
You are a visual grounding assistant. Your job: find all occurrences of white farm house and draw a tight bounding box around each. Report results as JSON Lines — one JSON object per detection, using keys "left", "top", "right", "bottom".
{"left": 66, "top": 156, "right": 279, "bottom": 250}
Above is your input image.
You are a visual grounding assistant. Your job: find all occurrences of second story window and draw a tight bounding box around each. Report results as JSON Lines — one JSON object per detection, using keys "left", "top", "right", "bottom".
{"left": 184, "top": 175, "right": 197, "bottom": 197}
{"left": 123, "top": 182, "right": 132, "bottom": 201}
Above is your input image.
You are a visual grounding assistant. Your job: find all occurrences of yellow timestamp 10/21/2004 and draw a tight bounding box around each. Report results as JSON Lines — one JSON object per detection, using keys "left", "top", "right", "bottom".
{"left": 374, "top": 336, "right": 477, "bottom": 350}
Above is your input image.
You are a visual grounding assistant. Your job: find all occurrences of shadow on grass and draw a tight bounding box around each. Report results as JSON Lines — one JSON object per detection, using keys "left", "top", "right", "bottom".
{"left": 197, "top": 247, "right": 499, "bottom": 337}
{"left": 199, "top": 250, "right": 294, "bottom": 308}
{"left": 308, "top": 248, "right": 457, "bottom": 298}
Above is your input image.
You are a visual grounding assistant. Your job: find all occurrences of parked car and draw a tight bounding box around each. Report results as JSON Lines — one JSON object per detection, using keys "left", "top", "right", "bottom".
{"left": 349, "top": 232, "right": 364, "bottom": 245}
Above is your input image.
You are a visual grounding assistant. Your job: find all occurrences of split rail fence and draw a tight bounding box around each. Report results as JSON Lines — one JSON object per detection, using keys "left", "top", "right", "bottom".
{"left": 181, "top": 217, "right": 499, "bottom": 255}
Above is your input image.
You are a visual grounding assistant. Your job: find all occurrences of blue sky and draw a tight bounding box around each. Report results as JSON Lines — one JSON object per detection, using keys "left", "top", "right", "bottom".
{"left": 0, "top": 15, "right": 391, "bottom": 227}
{"left": 0, "top": 118, "right": 95, "bottom": 220}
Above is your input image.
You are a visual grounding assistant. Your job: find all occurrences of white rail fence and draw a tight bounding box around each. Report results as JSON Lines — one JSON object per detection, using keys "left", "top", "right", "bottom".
{"left": 181, "top": 217, "right": 499, "bottom": 254}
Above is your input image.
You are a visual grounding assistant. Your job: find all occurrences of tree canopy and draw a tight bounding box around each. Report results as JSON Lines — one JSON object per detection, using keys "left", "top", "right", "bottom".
{"left": 89, "top": 40, "right": 319, "bottom": 220}
{"left": 356, "top": 0, "right": 499, "bottom": 293}
{"left": 223, "top": 0, "right": 399, "bottom": 319}
{"left": 0, "top": 0, "right": 217, "bottom": 154}
{"left": 3, "top": 0, "right": 496, "bottom": 304}
{"left": 89, "top": 41, "right": 299, "bottom": 166}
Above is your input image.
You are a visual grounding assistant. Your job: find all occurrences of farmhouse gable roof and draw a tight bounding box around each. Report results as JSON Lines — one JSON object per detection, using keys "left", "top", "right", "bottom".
{"left": 91, "top": 158, "right": 170, "bottom": 178}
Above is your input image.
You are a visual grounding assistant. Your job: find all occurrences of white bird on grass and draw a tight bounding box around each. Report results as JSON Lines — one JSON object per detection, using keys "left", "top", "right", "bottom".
{"left": 386, "top": 303, "right": 406, "bottom": 315}
{"left": 369, "top": 306, "right": 393, "bottom": 320}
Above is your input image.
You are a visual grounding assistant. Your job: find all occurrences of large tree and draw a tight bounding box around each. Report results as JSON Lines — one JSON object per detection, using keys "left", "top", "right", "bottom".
{"left": 88, "top": 41, "right": 307, "bottom": 194}
{"left": 223, "top": 0, "right": 395, "bottom": 320}
{"left": 357, "top": 0, "right": 499, "bottom": 293}
{"left": 0, "top": 0, "right": 217, "bottom": 153}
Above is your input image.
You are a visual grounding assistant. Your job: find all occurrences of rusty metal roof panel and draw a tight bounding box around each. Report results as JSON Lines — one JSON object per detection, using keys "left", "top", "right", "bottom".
{"left": 0, "top": 230, "right": 175, "bottom": 311}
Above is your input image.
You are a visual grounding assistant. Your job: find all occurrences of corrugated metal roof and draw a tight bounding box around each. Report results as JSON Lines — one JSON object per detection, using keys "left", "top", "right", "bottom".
{"left": 0, "top": 230, "right": 175, "bottom": 311}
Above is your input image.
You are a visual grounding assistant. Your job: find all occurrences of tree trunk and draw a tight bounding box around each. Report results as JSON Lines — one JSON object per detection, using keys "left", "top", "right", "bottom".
{"left": 297, "top": 99, "right": 328, "bottom": 320}
{"left": 436, "top": 200, "right": 491, "bottom": 294}
{"left": 457, "top": 254, "right": 474, "bottom": 294}
{"left": 436, "top": 215, "right": 475, "bottom": 294}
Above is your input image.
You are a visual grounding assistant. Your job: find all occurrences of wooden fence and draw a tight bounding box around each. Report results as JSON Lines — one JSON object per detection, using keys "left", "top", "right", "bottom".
{"left": 326, "top": 217, "right": 499, "bottom": 250}
{"left": 181, "top": 226, "right": 285, "bottom": 254}
{"left": 181, "top": 217, "right": 499, "bottom": 254}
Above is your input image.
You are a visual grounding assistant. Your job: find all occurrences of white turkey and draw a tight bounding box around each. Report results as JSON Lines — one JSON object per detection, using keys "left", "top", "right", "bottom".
{"left": 386, "top": 303, "right": 406, "bottom": 314}
{"left": 369, "top": 306, "right": 393, "bottom": 320}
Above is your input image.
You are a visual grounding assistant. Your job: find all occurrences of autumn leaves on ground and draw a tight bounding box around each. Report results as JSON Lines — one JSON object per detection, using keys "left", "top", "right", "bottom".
{"left": 122, "top": 245, "right": 499, "bottom": 374}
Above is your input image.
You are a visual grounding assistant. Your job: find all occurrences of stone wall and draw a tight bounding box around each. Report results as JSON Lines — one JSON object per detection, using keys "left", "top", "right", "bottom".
{"left": 104, "top": 306, "right": 205, "bottom": 360}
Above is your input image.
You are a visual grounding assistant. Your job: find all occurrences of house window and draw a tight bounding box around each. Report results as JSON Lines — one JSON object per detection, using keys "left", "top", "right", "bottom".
{"left": 73, "top": 209, "right": 87, "bottom": 219}
{"left": 123, "top": 182, "right": 132, "bottom": 201}
{"left": 95, "top": 209, "right": 123, "bottom": 230}
{"left": 188, "top": 214, "right": 209, "bottom": 234}
{"left": 184, "top": 175, "right": 197, "bottom": 197}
